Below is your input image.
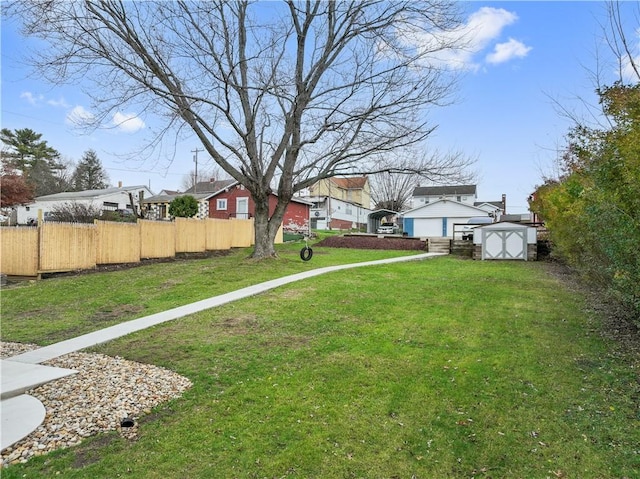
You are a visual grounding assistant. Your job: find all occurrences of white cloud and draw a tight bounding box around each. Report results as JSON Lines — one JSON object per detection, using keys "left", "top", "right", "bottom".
{"left": 66, "top": 105, "right": 95, "bottom": 126}
{"left": 398, "top": 7, "right": 530, "bottom": 71}
{"left": 20, "top": 91, "right": 43, "bottom": 106}
{"left": 621, "top": 56, "right": 640, "bottom": 82}
{"left": 47, "top": 97, "right": 71, "bottom": 108}
{"left": 112, "top": 112, "right": 145, "bottom": 133}
{"left": 463, "top": 7, "right": 519, "bottom": 52}
{"left": 486, "top": 38, "right": 532, "bottom": 64}
{"left": 620, "top": 28, "right": 640, "bottom": 82}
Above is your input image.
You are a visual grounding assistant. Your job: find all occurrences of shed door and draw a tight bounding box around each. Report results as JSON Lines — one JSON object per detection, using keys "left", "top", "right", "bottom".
{"left": 482, "top": 229, "right": 527, "bottom": 260}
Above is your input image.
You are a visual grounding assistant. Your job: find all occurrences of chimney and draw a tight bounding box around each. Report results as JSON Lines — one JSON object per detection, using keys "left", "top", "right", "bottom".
{"left": 118, "top": 181, "right": 123, "bottom": 188}
{"left": 502, "top": 194, "right": 506, "bottom": 215}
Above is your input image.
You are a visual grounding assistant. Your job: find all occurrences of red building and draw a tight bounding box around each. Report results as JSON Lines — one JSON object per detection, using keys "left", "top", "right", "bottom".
{"left": 208, "top": 182, "right": 311, "bottom": 233}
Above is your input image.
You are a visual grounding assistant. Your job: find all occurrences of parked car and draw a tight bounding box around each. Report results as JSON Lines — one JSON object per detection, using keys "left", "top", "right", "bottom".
{"left": 376, "top": 223, "right": 398, "bottom": 234}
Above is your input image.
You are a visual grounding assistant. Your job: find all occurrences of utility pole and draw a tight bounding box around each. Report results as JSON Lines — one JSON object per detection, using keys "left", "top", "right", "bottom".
{"left": 191, "top": 147, "right": 203, "bottom": 193}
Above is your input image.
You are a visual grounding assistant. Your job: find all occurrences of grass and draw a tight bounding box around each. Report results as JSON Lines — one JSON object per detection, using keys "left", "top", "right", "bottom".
{"left": 0, "top": 238, "right": 417, "bottom": 344}
{"left": 1, "top": 243, "right": 639, "bottom": 478}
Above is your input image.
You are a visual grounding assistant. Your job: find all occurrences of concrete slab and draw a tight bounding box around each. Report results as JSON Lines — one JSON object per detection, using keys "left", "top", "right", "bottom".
{"left": 1, "top": 394, "right": 47, "bottom": 451}
{"left": 1, "top": 359, "right": 77, "bottom": 400}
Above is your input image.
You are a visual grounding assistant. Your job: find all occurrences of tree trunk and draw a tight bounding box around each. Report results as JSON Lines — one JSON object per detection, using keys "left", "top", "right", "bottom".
{"left": 250, "top": 195, "right": 285, "bottom": 259}
{"left": 252, "top": 213, "right": 277, "bottom": 258}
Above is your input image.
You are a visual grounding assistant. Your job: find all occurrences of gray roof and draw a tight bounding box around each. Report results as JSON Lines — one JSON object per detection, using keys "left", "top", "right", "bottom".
{"left": 412, "top": 185, "right": 476, "bottom": 196}
{"left": 144, "top": 192, "right": 212, "bottom": 203}
{"left": 475, "top": 201, "right": 503, "bottom": 209}
{"left": 36, "top": 185, "right": 151, "bottom": 201}
{"left": 184, "top": 179, "right": 236, "bottom": 194}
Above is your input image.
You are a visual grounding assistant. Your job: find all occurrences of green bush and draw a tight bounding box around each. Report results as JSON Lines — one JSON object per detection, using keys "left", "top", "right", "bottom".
{"left": 530, "top": 83, "right": 640, "bottom": 319}
{"left": 169, "top": 195, "right": 198, "bottom": 218}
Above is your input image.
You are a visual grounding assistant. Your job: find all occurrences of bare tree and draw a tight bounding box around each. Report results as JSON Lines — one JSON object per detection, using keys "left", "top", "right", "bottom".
{"left": 7, "top": 0, "right": 468, "bottom": 258}
{"left": 181, "top": 170, "right": 199, "bottom": 193}
{"left": 181, "top": 166, "right": 223, "bottom": 192}
{"left": 369, "top": 148, "right": 475, "bottom": 211}
{"left": 603, "top": 1, "right": 640, "bottom": 83}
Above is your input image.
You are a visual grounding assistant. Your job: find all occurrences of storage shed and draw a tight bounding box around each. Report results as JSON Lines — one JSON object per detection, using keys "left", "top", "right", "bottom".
{"left": 472, "top": 222, "right": 537, "bottom": 260}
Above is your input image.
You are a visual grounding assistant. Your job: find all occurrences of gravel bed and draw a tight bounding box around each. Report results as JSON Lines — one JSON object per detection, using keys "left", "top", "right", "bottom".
{"left": 1, "top": 342, "right": 192, "bottom": 467}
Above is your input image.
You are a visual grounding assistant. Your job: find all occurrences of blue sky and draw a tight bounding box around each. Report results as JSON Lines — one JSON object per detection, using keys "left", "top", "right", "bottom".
{"left": 1, "top": 2, "right": 637, "bottom": 213}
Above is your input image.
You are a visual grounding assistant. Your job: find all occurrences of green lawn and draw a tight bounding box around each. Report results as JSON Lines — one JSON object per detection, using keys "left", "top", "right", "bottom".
{"left": 1, "top": 243, "right": 638, "bottom": 478}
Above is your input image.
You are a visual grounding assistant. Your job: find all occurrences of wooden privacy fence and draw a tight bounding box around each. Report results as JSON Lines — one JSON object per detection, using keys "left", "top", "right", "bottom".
{"left": 0, "top": 217, "right": 282, "bottom": 277}
{"left": 0, "top": 227, "right": 39, "bottom": 277}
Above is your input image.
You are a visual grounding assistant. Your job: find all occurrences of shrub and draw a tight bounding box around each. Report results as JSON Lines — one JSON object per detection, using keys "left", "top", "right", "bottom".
{"left": 169, "top": 195, "right": 198, "bottom": 218}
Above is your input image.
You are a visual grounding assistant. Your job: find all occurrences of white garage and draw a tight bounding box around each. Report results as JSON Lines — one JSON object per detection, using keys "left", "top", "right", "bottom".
{"left": 473, "top": 222, "right": 537, "bottom": 260}
{"left": 402, "top": 199, "right": 492, "bottom": 238}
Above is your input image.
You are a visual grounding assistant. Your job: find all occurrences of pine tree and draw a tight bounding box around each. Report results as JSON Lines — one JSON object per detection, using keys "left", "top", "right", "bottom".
{"left": 0, "top": 128, "right": 66, "bottom": 196}
{"left": 72, "top": 149, "right": 110, "bottom": 191}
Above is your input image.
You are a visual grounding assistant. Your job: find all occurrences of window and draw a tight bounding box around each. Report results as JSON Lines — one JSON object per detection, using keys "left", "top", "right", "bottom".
{"left": 345, "top": 204, "right": 353, "bottom": 215}
{"left": 456, "top": 196, "right": 461, "bottom": 202}
{"left": 103, "top": 201, "right": 118, "bottom": 211}
{"left": 217, "top": 199, "right": 227, "bottom": 210}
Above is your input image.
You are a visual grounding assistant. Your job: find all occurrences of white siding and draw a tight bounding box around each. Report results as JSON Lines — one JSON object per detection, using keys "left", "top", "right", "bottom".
{"left": 15, "top": 188, "right": 153, "bottom": 225}
{"left": 403, "top": 199, "right": 493, "bottom": 238}
{"left": 404, "top": 200, "right": 489, "bottom": 219}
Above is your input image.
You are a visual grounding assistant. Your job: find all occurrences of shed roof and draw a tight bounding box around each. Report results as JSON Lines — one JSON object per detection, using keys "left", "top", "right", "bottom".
{"left": 475, "top": 221, "right": 530, "bottom": 230}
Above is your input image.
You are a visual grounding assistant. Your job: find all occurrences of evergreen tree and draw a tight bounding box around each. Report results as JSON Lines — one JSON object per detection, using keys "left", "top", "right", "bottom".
{"left": 0, "top": 128, "right": 65, "bottom": 196}
{"left": 72, "top": 149, "right": 110, "bottom": 191}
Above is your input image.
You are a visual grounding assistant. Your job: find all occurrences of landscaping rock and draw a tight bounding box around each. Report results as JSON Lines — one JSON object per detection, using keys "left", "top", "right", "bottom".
{"left": 1, "top": 342, "right": 192, "bottom": 467}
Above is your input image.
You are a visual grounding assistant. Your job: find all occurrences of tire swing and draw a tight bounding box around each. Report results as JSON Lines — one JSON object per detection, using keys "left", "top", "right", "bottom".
{"left": 300, "top": 246, "right": 313, "bottom": 261}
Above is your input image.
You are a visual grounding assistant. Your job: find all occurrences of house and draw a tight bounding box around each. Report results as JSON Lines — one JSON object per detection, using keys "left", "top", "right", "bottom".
{"left": 144, "top": 179, "right": 235, "bottom": 220}
{"left": 308, "top": 176, "right": 371, "bottom": 208}
{"left": 300, "top": 176, "right": 372, "bottom": 230}
{"left": 402, "top": 185, "right": 506, "bottom": 238}
{"left": 15, "top": 185, "right": 154, "bottom": 224}
{"left": 207, "top": 182, "right": 312, "bottom": 234}
{"left": 301, "top": 194, "right": 372, "bottom": 231}
{"left": 411, "top": 184, "right": 478, "bottom": 208}
{"left": 402, "top": 199, "right": 495, "bottom": 238}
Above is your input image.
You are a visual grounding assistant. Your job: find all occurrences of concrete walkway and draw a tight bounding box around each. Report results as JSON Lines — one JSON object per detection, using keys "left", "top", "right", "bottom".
{"left": 1, "top": 252, "right": 445, "bottom": 450}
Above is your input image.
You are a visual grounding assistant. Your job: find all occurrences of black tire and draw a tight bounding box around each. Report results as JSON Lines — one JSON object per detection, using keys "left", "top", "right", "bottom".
{"left": 300, "top": 246, "right": 313, "bottom": 261}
